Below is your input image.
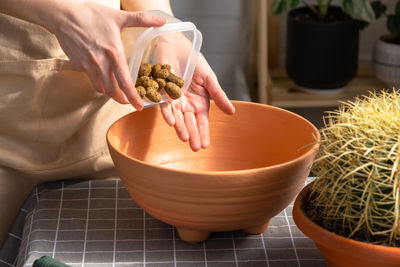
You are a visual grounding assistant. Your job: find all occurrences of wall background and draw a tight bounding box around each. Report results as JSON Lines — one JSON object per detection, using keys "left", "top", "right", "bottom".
{"left": 170, "top": 0, "right": 398, "bottom": 101}
{"left": 171, "top": 0, "right": 253, "bottom": 101}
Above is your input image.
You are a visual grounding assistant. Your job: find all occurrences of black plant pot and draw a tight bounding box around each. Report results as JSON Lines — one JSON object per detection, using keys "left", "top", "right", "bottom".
{"left": 286, "top": 6, "right": 359, "bottom": 91}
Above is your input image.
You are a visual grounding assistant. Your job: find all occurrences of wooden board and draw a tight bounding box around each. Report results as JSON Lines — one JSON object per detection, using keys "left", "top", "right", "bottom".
{"left": 269, "top": 67, "right": 388, "bottom": 108}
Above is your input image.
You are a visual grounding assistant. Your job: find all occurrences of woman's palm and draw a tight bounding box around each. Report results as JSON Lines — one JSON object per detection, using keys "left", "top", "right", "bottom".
{"left": 160, "top": 54, "right": 235, "bottom": 151}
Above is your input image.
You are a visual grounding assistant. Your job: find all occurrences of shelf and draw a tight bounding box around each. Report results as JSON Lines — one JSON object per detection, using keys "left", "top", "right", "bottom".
{"left": 257, "top": 1, "right": 388, "bottom": 108}
{"left": 268, "top": 67, "right": 388, "bottom": 108}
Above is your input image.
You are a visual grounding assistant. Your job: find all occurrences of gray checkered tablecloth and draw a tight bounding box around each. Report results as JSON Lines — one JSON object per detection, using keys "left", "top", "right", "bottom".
{"left": 1, "top": 178, "right": 325, "bottom": 267}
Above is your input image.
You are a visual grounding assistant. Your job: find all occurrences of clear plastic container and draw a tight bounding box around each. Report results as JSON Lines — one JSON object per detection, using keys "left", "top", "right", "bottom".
{"left": 127, "top": 10, "right": 203, "bottom": 107}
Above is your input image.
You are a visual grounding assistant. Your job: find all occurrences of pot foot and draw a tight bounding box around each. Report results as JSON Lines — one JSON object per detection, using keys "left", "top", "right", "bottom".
{"left": 243, "top": 220, "right": 270, "bottom": 234}
{"left": 176, "top": 227, "right": 211, "bottom": 243}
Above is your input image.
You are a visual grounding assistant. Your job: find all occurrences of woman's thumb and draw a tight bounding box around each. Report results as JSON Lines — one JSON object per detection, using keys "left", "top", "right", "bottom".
{"left": 122, "top": 12, "right": 166, "bottom": 28}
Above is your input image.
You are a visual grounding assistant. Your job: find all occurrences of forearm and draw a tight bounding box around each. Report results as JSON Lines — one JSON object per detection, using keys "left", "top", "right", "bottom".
{"left": 121, "top": 0, "right": 173, "bottom": 15}
{"left": 0, "top": 0, "right": 79, "bottom": 33}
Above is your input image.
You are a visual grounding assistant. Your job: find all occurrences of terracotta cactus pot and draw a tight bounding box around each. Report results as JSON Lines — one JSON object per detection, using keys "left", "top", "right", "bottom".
{"left": 107, "top": 101, "right": 319, "bottom": 242}
{"left": 293, "top": 183, "right": 400, "bottom": 267}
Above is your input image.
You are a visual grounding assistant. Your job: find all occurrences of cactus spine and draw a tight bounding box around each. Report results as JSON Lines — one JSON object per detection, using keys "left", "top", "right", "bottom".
{"left": 308, "top": 90, "right": 400, "bottom": 246}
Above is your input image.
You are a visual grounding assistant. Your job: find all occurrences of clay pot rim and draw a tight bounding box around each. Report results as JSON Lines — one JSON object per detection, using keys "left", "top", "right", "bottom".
{"left": 107, "top": 100, "right": 320, "bottom": 176}
{"left": 378, "top": 35, "right": 400, "bottom": 47}
{"left": 288, "top": 6, "right": 356, "bottom": 26}
{"left": 293, "top": 182, "right": 400, "bottom": 257}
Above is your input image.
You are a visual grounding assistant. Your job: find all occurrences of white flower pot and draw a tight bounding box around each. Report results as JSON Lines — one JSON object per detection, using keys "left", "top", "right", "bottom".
{"left": 373, "top": 37, "right": 400, "bottom": 89}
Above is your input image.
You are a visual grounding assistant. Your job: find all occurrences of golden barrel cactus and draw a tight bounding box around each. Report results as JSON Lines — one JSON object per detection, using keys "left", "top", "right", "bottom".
{"left": 308, "top": 90, "right": 400, "bottom": 246}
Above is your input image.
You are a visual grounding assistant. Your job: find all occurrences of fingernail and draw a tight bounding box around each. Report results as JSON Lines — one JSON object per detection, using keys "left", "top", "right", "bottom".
{"left": 202, "top": 141, "right": 210, "bottom": 149}
{"left": 134, "top": 104, "right": 143, "bottom": 111}
{"left": 191, "top": 145, "right": 200, "bottom": 152}
{"left": 229, "top": 102, "right": 236, "bottom": 114}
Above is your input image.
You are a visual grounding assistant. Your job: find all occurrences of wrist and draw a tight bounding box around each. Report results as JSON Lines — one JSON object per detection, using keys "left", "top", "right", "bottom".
{"left": 37, "top": 0, "right": 81, "bottom": 34}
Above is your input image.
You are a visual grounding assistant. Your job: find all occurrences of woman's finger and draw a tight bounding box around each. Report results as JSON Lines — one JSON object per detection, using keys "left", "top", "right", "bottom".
{"left": 108, "top": 44, "right": 142, "bottom": 109}
{"left": 122, "top": 12, "right": 166, "bottom": 28}
{"left": 184, "top": 111, "right": 201, "bottom": 152}
{"left": 204, "top": 70, "right": 235, "bottom": 115}
{"left": 197, "top": 55, "right": 235, "bottom": 115}
{"left": 160, "top": 102, "right": 175, "bottom": 126}
{"left": 173, "top": 108, "right": 189, "bottom": 142}
{"left": 84, "top": 68, "right": 105, "bottom": 94}
{"left": 196, "top": 111, "right": 210, "bottom": 149}
{"left": 97, "top": 62, "right": 129, "bottom": 104}
{"left": 110, "top": 72, "right": 130, "bottom": 104}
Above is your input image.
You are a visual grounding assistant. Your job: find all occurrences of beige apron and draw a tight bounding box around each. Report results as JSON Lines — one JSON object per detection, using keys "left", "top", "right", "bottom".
{"left": 0, "top": 10, "right": 132, "bottom": 246}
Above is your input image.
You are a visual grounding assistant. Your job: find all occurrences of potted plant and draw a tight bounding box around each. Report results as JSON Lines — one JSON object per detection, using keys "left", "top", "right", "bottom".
{"left": 272, "top": 0, "right": 375, "bottom": 93}
{"left": 372, "top": 0, "right": 400, "bottom": 88}
{"left": 293, "top": 90, "right": 400, "bottom": 266}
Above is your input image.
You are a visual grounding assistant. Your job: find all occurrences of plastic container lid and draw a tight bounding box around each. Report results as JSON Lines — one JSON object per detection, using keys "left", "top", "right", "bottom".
{"left": 128, "top": 10, "right": 202, "bottom": 107}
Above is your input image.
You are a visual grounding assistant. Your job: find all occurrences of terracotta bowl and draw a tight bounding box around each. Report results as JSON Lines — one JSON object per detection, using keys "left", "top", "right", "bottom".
{"left": 107, "top": 101, "right": 320, "bottom": 242}
{"left": 294, "top": 183, "right": 400, "bottom": 267}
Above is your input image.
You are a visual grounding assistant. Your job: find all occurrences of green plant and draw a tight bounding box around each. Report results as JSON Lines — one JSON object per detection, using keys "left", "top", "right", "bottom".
{"left": 272, "top": 0, "right": 375, "bottom": 23}
{"left": 371, "top": 0, "right": 400, "bottom": 38}
{"left": 307, "top": 90, "right": 400, "bottom": 246}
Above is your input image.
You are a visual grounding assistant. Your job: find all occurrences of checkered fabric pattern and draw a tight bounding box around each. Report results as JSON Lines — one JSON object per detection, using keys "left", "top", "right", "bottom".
{"left": 0, "top": 193, "right": 34, "bottom": 267}
{"left": 2, "top": 178, "right": 325, "bottom": 267}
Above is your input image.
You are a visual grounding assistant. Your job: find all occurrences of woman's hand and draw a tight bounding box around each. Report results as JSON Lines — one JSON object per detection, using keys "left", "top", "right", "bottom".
{"left": 150, "top": 33, "right": 235, "bottom": 151}
{"left": 49, "top": 1, "right": 166, "bottom": 111}
{"left": 160, "top": 54, "right": 235, "bottom": 151}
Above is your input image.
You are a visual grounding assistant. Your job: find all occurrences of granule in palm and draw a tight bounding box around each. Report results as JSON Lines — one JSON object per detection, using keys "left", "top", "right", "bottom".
{"left": 155, "top": 78, "right": 166, "bottom": 91}
{"left": 136, "top": 86, "right": 146, "bottom": 98}
{"left": 167, "top": 73, "right": 184, "bottom": 88}
{"left": 145, "top": 87, "right": 162, "bottom": 103}
{"left": 165, "top": 82, "right": 182, "bottom": 99}
{"left": 138, "top": 63, "right": 152, "bottom": 77}
{"left": 152, "top": 64, "right": 170, "bottom": 79}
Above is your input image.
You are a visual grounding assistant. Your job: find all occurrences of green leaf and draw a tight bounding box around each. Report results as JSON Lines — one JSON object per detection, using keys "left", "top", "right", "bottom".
{"left": 387, "top": 15, "right": 400, "bottom": 37}
{"left": 341, "top": 0, "right": 375, "bottom": 23}
{"left": 357, "top": 20, "right": 369, "bottom": 30}
{"left": 371, "top": 1, "right": 387, "bottom": 19}
{"left": 395, "top": 0, "right": 400, "bottom": 15}
{"left": 271, "top": 0, "right": 300, "bottom": 15}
